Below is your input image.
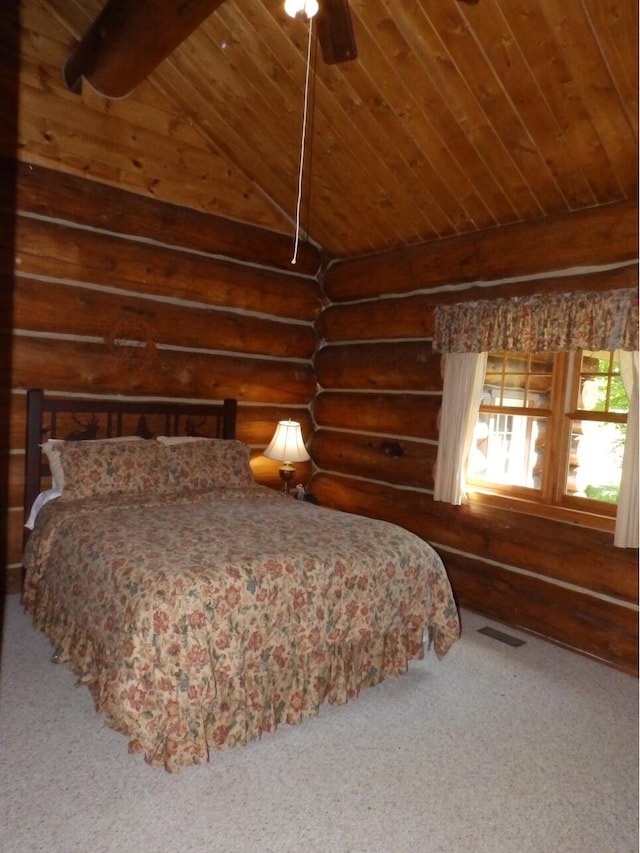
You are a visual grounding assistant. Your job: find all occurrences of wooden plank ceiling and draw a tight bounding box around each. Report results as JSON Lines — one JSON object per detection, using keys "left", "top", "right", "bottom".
{"left": 13, "top": 0, "right": 639, "bottom": 259}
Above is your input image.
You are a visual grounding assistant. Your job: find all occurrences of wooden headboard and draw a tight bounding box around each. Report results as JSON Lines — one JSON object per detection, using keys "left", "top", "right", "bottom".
{"left": 24, "top": 389, "right": 237, "bottom": 523}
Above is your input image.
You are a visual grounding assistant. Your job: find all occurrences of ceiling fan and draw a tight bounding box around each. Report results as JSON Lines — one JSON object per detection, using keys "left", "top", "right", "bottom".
{"left": 297, "top": 0, "right": 358, "bottom": 66}
{"left": 64, "top": 0, "right": 479, "bottom": 98}
{"left": 279, "top": 0, "right": 479, "bottom": 263}
{"left": 287, "top": 0, "right": 479, "bottom": 66}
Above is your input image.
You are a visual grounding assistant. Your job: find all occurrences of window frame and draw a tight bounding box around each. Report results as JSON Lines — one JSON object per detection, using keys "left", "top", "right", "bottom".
{"left": 465, "top": 350, "right": 626, "bottom": 532}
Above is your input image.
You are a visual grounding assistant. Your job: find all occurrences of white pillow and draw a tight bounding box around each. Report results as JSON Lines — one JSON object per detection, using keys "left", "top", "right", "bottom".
{"left": 25, "top": 487, "right": 62, "bottom": 529}
{"left": 40, "top": 440, "right": 65, "bottom": 490}
{"left": 156, "top": 436, "right": 210, "bottom": 445}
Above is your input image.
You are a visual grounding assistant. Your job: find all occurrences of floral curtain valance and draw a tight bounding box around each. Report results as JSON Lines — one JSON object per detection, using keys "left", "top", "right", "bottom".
{"left": 433, "top": 288, "right": 639, "bottom": 353}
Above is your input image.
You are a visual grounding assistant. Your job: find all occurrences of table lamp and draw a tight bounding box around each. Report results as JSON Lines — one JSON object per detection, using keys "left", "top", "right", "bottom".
{"left": 264, "top": 420, "right": 310, "bottom": 494}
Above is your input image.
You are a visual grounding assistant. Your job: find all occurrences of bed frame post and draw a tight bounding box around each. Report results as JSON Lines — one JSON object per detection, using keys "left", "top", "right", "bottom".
{"left": 222, "top": 398, "right": 237, "bottom": 439}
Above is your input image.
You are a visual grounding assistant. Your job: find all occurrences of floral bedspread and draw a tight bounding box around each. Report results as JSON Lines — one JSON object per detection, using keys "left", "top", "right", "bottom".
{"left": 23, "top": 485, "right": 460, "bottom": 771}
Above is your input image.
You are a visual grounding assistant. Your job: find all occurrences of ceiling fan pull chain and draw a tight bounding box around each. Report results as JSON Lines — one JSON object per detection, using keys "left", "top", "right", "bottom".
{"left": 290, "top": 17, "right": 314, "bottom": 265}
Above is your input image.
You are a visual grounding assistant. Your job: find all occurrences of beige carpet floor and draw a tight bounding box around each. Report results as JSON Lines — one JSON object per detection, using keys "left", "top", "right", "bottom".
{"left": 0, "top": 594, "right": 637, "bottom": 853}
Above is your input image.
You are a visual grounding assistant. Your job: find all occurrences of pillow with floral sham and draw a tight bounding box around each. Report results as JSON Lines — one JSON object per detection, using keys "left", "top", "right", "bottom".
{"left": 58, "top": 439, "right": 170, "bottom": 501}
{"left": 41, "top": 436, "right": 143, "bottom": 491}
{"left": 165, "top": 439, "right": 255, "bottom": 491}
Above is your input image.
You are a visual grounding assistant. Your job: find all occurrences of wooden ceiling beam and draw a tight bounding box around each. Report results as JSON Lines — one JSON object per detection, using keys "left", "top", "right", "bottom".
{"left": 63, "top": 0, "right": 226, "bottom": 98}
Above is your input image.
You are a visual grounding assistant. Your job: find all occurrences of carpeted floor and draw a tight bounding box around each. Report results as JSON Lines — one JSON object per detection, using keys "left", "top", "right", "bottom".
{"left": 0, "top": 594, "right": 637, "bottom": 853}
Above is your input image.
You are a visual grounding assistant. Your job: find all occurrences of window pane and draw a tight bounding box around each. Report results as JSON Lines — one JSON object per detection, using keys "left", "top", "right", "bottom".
{"left": 470, "top": 353, "right": 552, "bottom": 490}
{"left": 568, "top": 351, "right": 629, "bottom": 505}
{"left": 577, "top": 351, "right": 628, "bottom": 414}
{"left": 566, "top": 419, "right": 627, "bottom": 504}
{"left": 484, "top": 353, "right": 553, "bottom": 410}
{"left": 469, "top": 413, "right": 546, "bottom": 489}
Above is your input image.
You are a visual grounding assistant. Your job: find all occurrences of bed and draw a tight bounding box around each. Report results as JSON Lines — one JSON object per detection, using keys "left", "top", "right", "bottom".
{"left": 22, "top": 389, "right": 460, "bottom": 771}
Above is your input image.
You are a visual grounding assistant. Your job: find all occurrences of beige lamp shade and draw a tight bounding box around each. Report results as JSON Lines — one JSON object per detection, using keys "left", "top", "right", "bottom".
{"left": 264, "top": 420, "right": 310, "bottom": 464}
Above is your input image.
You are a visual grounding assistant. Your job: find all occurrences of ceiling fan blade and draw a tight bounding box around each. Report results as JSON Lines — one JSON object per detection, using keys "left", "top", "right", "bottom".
{"left": 316, "top": 0, "right": 357, "bottom": 65}
{"left": 456, "top": 0, "right": 480, "bottom": 5}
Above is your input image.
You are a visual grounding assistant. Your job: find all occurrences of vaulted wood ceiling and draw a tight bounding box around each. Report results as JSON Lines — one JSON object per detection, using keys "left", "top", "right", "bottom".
{"left": 12, "top": 0, "right": 639, "bottom": 259}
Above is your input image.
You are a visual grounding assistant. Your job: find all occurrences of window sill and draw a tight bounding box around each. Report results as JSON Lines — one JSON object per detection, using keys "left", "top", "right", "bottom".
{"left": 465, "top": 488, "right": 615, "bottom": 533}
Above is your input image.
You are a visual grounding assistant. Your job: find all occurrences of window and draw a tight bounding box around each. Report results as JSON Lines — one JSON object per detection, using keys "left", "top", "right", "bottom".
{"left": 467, "top": 350, "right": 629, "bottom": 525}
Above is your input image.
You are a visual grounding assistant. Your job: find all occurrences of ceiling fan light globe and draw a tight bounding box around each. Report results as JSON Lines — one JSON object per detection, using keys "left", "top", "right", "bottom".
{"left": 284, "top": 0, "right": 319, "bottom": 20}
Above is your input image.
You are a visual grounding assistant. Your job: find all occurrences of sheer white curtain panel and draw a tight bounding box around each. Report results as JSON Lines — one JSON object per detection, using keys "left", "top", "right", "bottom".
{"left": 614, "top": 350, "right": 638, "bottom": 548}
{"left": 433, "top": 352, "right": 488, "bottom": 505}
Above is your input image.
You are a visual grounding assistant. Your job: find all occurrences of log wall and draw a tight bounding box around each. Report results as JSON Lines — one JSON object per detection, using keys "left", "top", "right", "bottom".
{"left": 3, "top": 158, "right": 637, "bottom": 674}
{"left": 3, "top": 161, "right": 322, "bottom": 593}
{"left": 312, "top": 200, "right": 639, "bottom": 674}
